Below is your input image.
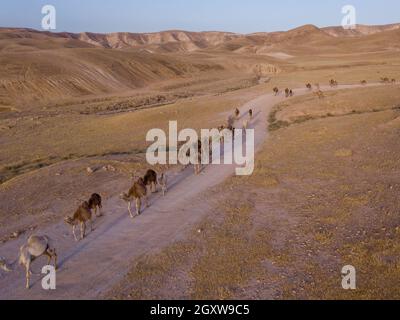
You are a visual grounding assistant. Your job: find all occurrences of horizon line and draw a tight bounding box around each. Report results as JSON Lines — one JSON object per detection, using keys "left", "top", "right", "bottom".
{"left": 1, "top": 21, "right": 399, "bottom": 36}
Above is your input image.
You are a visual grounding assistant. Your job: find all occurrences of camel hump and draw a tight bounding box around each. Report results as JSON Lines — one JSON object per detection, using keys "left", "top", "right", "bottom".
{"left": 27, "top": 235, "right": 49, "bottom": 256}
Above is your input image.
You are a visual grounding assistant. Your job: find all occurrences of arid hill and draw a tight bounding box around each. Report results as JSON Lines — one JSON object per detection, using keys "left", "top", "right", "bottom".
{"left": 323, "top": 23, "right": 400, "bottom": 37}
{"left": 1, "top": 23, "right": 399, "bottom": 109}
{"left": 2, "top": 23, "right": 400, "bottom": 52}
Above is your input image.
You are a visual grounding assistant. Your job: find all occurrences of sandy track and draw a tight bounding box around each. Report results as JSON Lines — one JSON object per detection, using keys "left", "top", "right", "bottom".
{"left": 0, "top": 83, "right": 379, "bottom": 299}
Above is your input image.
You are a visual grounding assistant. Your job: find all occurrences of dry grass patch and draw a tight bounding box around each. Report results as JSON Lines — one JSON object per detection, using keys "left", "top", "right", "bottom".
{"left": 107, "top": 192, "right": 278, "bottom": 300}
{"left": 269, "top": 85, "right": 400, "bottom": 130}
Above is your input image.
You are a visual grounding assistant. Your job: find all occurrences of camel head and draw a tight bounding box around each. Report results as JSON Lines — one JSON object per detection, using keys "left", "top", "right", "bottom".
{"left": 0, "top": 257, "right": 12, "bottom": 272}
{"left": 120, "top": 193, "right": 130, "bottom": 202}
{"left": 64, "top": 216, "right": 74, "bottom": 226}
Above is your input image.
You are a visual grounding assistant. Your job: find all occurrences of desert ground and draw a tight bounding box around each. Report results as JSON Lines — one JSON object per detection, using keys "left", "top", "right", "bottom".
{"left": 0, "top": 24, "right": 399, "bottom": 299}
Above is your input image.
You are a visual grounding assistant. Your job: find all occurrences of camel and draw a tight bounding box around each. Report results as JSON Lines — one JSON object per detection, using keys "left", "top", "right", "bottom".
{"left": 88, "top": 193, "right": 102, "bottom": 217}
{"left": 289, "top": 89, "right": 294, "bottom": 97}
{"left": 21, "top": 236, "right": 57, "bottom": 289}
{"left": 361, "top": 80, "right": 367, "bottom": 85}
{"left": 306, "top": 83, "right": 312, "bottom": 90}
{"left": 329, "top": 79, "right": 338, "bottom": 87}
{"left": 316, "top": 90, "right": 325, "bottom": 99}
{"left": 285, "top": 88, "right": 290, "bottom": 98}
{"left": 184, "top": 138, "right": 203, "bottom": 175}
{"left": 273, "top": 87, "right": 279, "bottom": 96}
{"left": 218, "top": 123, "right": 236, "bottom": 143}
{"left": 65, "top": 201, "right": 93, "bottom": 241}
{"left": 249, "top": 109, "right": 253, "bottom": 119}
{"left": 4, "top": 235, "right": 58, "bottom": 289}
{"left": 381, "top": 77, "right": 390, "bottom": 84}
{"left": 143, "top": 169, "right": 158, "bottom": 193}
{"left": 158, "top": 173, "right": 168, "bottom": 196}
{"left": 218, "top": 125, "right": 228, "bottom": 143}
{"left": 218, "top": 125, "right": 225, "bottom": 131}
{"left": 227, "top": 125, "right": 236, "bottom": 137}
{"left": 121, "top": 178, "right": 148, "bottom": 218}
{"left": 392, "top": 78, "right": 396, "bottom": 84}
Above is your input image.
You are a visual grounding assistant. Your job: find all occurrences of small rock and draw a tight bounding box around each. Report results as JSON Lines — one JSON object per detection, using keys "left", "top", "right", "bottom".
{"left": 11, "top": 231, "right": 20, "bottom": 238}
{"left": 335, "top": 149, "right": 353, "bottom": 157}
{"left": 86, "top": 167, "right": 95, "bottom": 174}
{"left": 103, "top": 165, "right": 116, "bottom": 172}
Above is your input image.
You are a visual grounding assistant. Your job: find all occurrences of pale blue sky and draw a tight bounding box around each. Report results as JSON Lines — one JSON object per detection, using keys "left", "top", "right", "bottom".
{"left": 0, "top": 0, "right": 399, "bottom": 34}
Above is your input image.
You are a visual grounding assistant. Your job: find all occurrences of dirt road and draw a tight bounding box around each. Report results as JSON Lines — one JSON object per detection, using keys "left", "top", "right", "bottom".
{"left": 0, "top": 83, "right": 379, "bottom": 299}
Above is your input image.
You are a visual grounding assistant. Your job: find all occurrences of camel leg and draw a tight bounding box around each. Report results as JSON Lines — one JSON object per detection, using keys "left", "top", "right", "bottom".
{"left": 72, "top": 225, "right": 78, "bottom": 242}
{"left": 128, "top": 201, "right": 134, "bottom": 218}
{"left": 136, "top": 198, "right": 141, "bottom": 216}
{"left": 25, "top": 262, "right": 31, "bottom": 289}
{"left": 52, "top": 249, "right": 58, "bottom": 270}
{"left": 145, "top": 195, "right": 149, "bottom": 208}
{"left": 45, "top": 251, "right": 52, "bottom": 265}
{"left": 45, "top": 249, "right": 57, "bottom": 269}
{"left": 81, "top": 222, "right": 86, "bottom": 240}
{"left": 90, "top": 217, "right": 93, "bottom": 232}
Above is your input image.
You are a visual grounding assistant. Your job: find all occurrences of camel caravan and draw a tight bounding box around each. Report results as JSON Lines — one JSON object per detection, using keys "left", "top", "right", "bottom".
{"left": 304, "top": 79, "right": 338, "bottom": 99}
{"left": 6, "top": 75, "right": 397, "bottom": 290}
{"left": 0, "top": 98, "right": 252, "bottom": 291}
{"left": 273, "top": 87, "right": 295, "bottom": 97}
{"left": 0, "top": 101, "right": 256, "bottom": 289}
